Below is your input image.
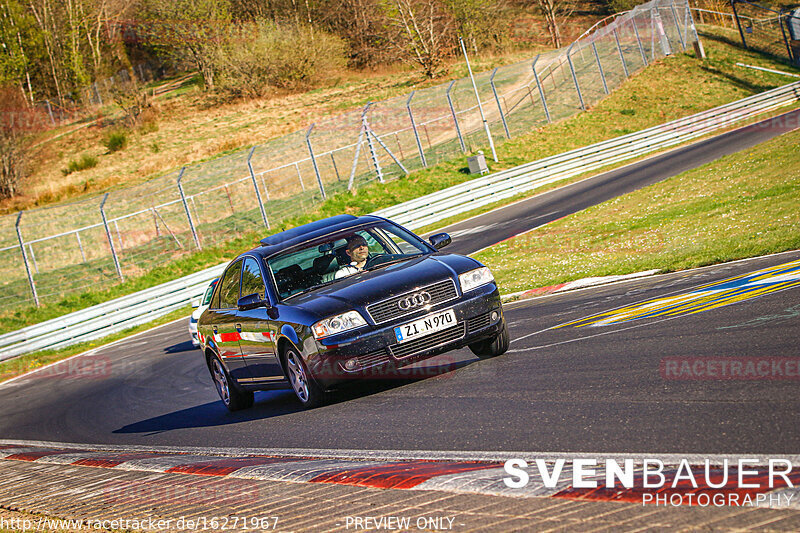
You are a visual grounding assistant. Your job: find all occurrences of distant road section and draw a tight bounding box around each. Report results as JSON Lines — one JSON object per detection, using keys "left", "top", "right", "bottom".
{"left": 437, "top": 108, "right": 800, "bottom": 255}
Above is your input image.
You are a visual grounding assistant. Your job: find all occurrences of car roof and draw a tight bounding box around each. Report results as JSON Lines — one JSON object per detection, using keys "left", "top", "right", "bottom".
{"left": 243, "top": 215, "right": 387, "bottom": 260}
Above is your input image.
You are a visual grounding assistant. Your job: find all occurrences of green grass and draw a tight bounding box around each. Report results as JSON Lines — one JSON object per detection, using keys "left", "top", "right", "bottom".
{"left": 61, "top": 154, "right": 98, "bottom": 176}
{"left": 476, "top": 128, "right": 800, "bottom": 293}
{"left": 2, "top": 26, "right": 798, "bottom": 335}
{"left": 0, "top": 305, "right": 192, "bottom": 383}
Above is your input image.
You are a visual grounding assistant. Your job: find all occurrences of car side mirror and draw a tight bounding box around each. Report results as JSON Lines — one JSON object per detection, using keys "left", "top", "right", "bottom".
{"left": 190, "top": 298, "right": 200, "bottom": 309}
{"left": 238, "top": 293, "right": 269, "bottom": 311}
{"left": 429, "top": 232, "right": 451, "bottom": 250}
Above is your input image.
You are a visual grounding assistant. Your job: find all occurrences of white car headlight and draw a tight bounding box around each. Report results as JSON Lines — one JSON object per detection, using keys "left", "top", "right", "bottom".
{"left": 312, "top": 310, "right": 367, "bottom": 339}
{"left": 459, "top": 267, "right": 495, "bottom": 293}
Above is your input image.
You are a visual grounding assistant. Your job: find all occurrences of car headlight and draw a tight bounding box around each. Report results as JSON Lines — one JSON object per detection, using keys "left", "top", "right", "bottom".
{"left": 459, "top": 267, "right": 495, "bottom": 293}
{"left": 312, "top": 311, "right": 367, "bottom": 339}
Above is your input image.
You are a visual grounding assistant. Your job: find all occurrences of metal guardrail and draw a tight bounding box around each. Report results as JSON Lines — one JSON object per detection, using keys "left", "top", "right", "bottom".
{"left": 376, "top": 81, "right": 800, "bottom": 230}
{"left": 0, "top": 263, "right": 225, "bottom": 361}
{"left": 1, "top": 80, "right": 798, "bottom": 362}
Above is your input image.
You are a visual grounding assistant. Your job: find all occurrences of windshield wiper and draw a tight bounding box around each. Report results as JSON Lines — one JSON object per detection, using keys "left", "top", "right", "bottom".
{"left": 365, "top": 253, "right": 424, "bottom": 271}
{"left": 284, "top": 278, "right": 340, "bottom": 300}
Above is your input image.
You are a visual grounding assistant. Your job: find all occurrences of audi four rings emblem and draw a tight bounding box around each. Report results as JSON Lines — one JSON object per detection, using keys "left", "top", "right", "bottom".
{"left": 397, "top": 291, "right": 432, "bottom": 310}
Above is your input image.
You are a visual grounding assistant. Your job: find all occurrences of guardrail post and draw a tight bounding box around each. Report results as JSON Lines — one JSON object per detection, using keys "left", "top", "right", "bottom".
{"left": 100, "top": 194, "right": 124, "bottom": 281}
{"left": 362, "top": 109, "right": 384, "bottom": 183}
{"left": 591, "top": 42, "right": 610, "bottom": 95}
{"left": 305, "top": 124, "right": 327, "bottom": 198}
{"left": 446, "top": 81, "right": 466, "bottom": 153}
{"left": 460, "top": 37, "right": 497, "bottom": 162}
{"left": 531, "top": 56, "right": 552, "bottom": 123}
{"left": 176, "top": 168, "right": 201, "bottom": 250}
{"left": 613, "top": 28, "right": 630, "bottom": 78}
{"left": 490, "top": 68, "right": 511, "bottom": 139}
{"left": 247, "top": 146, "right": 270, "bottom": 229}
{"left": 669, "top": 0, "right": 687, "bottom": 52}
{"left": 15, "top": 211, "right": 39, "bottom": 307}
{"left": 630, "top": 15, "right": 649, "bottom": 66}
{"left": 406, "top": 91, "right": 427, "bottom": 168}
{"left": 566, "top": 44, "right": 586, "bottom": 111}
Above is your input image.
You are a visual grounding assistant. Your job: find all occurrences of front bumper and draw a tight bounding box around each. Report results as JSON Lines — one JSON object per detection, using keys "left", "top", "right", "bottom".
{"left": 189, "top": 322, "right": 200, "bottom": 347}
{"left": 308, "top": 282, "right": 503, "bottom": 388}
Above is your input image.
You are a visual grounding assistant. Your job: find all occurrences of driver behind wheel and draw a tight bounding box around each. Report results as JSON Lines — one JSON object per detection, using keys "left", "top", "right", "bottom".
{"left": 334, "top": 235, "right": 370, "bottom": 279}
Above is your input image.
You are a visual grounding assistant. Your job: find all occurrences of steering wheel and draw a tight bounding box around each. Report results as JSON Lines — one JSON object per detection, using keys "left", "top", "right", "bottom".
{"left": 364, "top": 253, "right": 397, "bottom": 269}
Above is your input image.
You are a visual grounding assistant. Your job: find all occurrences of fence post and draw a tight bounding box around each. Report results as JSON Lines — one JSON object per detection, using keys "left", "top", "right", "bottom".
{"left": 566, "top": 44, "right": 586, "bottom": 111}
{"left": 779, "top": 9, "right": 795, "bottom": 63}
{"left": 176, "top": 168, "right": 201, "bottom": 250}
{"left": 305, "top": 124, "right": 327, "bottom": 199}
{"left": 45, "top": 100, "right": 55, "bottom": 125}
{"left": 730, "top": 0, "right": 748, "bottom": 49}
{"left": 76, "top": 231, "right": 86, "bottom": 263}
{"left": 294, "top": 163, "right": 306, "bottom": 191}
{"left": 100, "top": 194, "right": 124, "bottom": 281}
{"left": 446, "top": 81, "right": 466, "bottom": 153}
{"left": 531, "top": 56, "right": 551, "bottom": 123}
{"left": 362, "top": 108, "right": 384, "bottom": 183}
{"left": 613, "top": 28, "right": 630, "bottom": 78}
{"left": 489, "top": 68, "right": 511, "bottom": 139}
{"left": 669, "top": 0, "right": 687, "bottom": 51}
{"left": 247, "top": 146, "right": 270, "bottom": 229}
{"left": 15, "top": 211, "right": 39, "bottom": 307}
{"left": 406, "top": 91, "right": 427, "bottom": 167}
{"left": 460, "top": 37, "right": 497, "bottom": 162}
{"left": 330, "top": 153, "right": 341, "bottom": 181}
{"left": 591, "top": 42, "right": 610, "bottom": 95}
{"left": 630, "top": 15, "right": 649, "bottom": 66}
{"left": 348, "top": 105, "right": 369, "bottom": 190}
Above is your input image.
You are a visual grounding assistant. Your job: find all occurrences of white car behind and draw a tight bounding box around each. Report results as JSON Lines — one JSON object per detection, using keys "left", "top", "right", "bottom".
{"left": 189, "top": 279, "right": 218, "bottom": 347}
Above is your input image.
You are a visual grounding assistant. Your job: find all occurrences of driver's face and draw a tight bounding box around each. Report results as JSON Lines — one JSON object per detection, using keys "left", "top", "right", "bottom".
{"left": 347, "top": 244, "right": 369, "bottom": 262}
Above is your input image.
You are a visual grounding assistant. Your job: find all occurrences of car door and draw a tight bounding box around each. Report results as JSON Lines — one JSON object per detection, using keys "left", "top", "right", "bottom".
{"left": 208, "top": 259, "right": 249, "bottom": 382}
{"left": 236, "top": 256, "right": 284, "bottom": 384}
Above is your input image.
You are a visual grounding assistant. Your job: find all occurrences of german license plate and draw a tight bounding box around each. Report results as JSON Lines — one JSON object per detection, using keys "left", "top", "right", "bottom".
{"left": 394, "top": 309, "right": 456, "bottom": 344}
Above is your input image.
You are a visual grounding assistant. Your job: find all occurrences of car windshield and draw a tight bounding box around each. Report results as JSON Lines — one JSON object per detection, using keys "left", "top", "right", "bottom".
{"left": 266, "top": 222, "right": 432, "bottom": 300}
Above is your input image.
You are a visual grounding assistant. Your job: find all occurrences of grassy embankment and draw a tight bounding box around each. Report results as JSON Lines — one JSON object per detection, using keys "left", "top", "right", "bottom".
{"left": 1, "top": 27, "right": 799, "bottom": 381}
{"left": 477, "top": 126, "right": 800, "bottom": 292}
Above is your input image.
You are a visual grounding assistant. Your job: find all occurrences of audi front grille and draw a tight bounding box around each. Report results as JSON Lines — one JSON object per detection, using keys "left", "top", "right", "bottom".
{"left": 366, "top": 279, "right": 458, "bottom": 324}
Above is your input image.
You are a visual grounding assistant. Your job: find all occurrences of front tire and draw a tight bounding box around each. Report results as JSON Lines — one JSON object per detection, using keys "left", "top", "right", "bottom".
{"left": 210, "top": 356, "right": 254, "bottom": 411}
{"left": 284, "top": 347, "right": 327, "bottom": 408}
{"left": 469, "top": 320, "right": 509, "bottom": 359}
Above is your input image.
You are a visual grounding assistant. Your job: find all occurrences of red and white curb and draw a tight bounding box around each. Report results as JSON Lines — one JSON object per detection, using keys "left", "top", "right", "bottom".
{"left": 1, "top": 441, "right": 798, "bottom": 509}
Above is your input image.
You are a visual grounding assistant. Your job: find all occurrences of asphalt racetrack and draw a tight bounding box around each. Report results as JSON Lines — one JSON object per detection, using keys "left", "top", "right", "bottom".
{"left": 0, "top": 110, "right": 798, "bottom": 455}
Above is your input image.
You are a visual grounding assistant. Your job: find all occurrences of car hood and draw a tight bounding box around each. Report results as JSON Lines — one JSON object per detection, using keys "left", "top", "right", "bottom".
{"left": 285, "top": 253, "right": 481, "bottom": 319}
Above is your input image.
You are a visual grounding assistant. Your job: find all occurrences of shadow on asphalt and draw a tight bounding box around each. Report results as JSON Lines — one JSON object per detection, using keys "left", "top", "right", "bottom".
{"left": 163, "top": 341, "right": 197, "bottom": 354}
{"left": 113, "top": 359, "right": 474, "bottom": 435}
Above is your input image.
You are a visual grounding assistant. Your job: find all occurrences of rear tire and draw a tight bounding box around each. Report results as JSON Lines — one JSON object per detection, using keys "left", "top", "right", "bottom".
{"left": 283, "top": 346, "right": 327, "bottom": 408}
{"left": 468, "top": 320, "right": 509, "bottom": 359}
{"left": 210, "top": 356, "right": 254, "bottom": 411}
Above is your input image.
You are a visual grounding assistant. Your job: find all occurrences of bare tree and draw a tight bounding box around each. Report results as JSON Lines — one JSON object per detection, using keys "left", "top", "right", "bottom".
{"left": 531, "top": 0, "right": 576, "bottom": 48}
{"left": 382, "top": 0, "right": 456, "bottom": 78}
{"left": 139, "top": 0, "right": 231, "bottom": 90}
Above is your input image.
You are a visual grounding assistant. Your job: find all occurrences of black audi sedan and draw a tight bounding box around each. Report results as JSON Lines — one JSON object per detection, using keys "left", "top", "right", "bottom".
{"left": 198, "top": 214, "right": 508, "bottom": 410}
